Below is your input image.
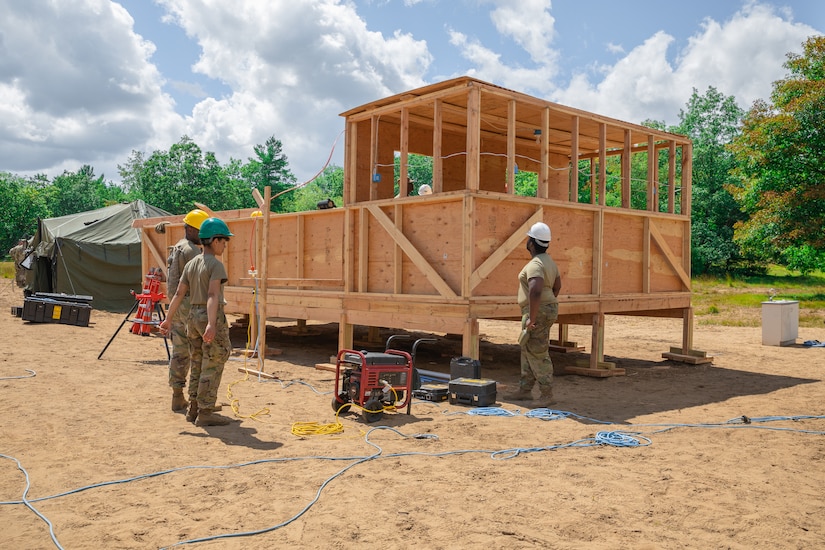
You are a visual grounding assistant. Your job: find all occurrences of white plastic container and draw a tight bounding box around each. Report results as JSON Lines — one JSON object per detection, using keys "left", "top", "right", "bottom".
{"left": 761, "top": 300, "right": 799, "bottom": 346}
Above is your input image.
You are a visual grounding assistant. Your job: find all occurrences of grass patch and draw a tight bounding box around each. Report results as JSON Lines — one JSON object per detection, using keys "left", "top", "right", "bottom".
{"left": 0, "top": 261, "right": 13, "bottom": 280}
{"left": 692, "top": 268, "right": 825, "bottom": 328}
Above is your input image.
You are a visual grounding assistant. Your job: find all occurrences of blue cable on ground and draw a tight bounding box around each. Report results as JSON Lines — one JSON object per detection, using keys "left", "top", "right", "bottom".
{"left": 0, "top": 368, "right": 36, "bottom": 380}
{"left": 0, "top": 453, "right": 64, "bottom": 549}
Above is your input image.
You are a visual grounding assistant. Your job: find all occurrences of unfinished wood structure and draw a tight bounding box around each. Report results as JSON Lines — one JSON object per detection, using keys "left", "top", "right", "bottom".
{"left": 136, "top": 77, "right": 701, "bottom": 372}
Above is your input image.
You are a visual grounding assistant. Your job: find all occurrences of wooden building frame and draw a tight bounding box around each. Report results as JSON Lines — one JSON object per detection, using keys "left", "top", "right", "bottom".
{"left": 136, "top": 77, "right": 699, "bottom": 372}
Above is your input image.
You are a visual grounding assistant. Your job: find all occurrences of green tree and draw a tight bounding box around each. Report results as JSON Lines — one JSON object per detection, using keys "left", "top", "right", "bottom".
{"left": 673, "top": 87, "right": 746, "bottom": 274}
{"left": 120, "top": 136, "right": 257, "bottom": 213}
{"left": 242, "top": 136, "right": 297, "bottom": 212}
{"left": 288, "top": 165, "right": 345, "bottom": 211}
{"left": 48, "top": 165, "right": 126, "bottom": 217}
{"left": 0, "top": 172, "right": 50, "bottom": 254}
{"left": 729, "top": 36, "right": 825, "bottom": 268}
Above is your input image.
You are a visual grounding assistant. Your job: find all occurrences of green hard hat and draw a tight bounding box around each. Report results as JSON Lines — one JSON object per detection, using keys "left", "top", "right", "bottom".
{"left": 199, "top": 217, "right": 234, "bottom": 239}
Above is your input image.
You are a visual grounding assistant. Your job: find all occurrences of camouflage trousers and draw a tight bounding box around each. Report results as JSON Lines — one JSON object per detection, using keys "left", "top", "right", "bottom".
{"left": 167, "top": 296, "right": 192, "bottom": 389}
{"left": 187, "top": 306, "right": 231, "bottom": 413}
{"left": 519, "top": 303, "right": 559, "bottom": 390}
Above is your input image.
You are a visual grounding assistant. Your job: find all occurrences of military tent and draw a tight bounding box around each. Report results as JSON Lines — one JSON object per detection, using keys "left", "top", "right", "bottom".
{"left": 29, "top": 200, "right": 170, "bottom": 311}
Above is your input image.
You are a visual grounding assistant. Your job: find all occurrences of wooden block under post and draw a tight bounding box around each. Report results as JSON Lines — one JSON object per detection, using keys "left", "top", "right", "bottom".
{"left": 548, "top": 340, "right": 585, "bottom": 353}
{"left": 315, "top": 362, "right": 337, "bottom": 372}
{"left": 662, "top": 351, "right": 714, "bottom": 365}
{"left": 565, "top": 365, "right": 625, "bottom": 377}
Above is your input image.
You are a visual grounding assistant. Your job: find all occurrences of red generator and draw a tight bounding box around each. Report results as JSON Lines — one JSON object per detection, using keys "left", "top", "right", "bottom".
{"left": 331, "top": 348, "right": 414, "bottom": 423}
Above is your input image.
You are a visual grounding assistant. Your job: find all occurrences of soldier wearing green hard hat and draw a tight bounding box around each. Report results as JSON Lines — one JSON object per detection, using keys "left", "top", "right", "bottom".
{"left": 160, "top": 217, "right": 234, "bottom": 426}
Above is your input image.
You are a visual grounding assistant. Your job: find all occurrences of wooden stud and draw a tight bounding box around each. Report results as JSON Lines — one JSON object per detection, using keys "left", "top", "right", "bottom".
{"left": 598, "top": 123, "right": 607, "bottom": 206}
{"left": 433, "top": 99, "right": 443, "bottom": 193}
{"left": 668, "top": 140, "right": 676, "bottom": 214}
{"left": 570, "top": 115, "right": 579, "bottom": 202}
{"left": 622, "top": 129, "right": 631, "bottom": 209}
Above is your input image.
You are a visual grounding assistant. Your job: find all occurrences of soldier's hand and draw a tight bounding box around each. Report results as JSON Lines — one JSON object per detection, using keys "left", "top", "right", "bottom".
{"left": 154, "top": 221, "right": 169, "bottom": 233}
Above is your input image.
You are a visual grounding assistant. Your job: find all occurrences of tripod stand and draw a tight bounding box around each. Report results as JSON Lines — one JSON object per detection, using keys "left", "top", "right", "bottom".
{"left": 98, "top": 268, "right": 170, "bottom": 360}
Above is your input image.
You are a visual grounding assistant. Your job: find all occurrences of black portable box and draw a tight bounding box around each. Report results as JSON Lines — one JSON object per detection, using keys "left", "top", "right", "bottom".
{"left": 22, "top": 295, "right": 92, "bottom": 327}
{"left": 450, "top": 356, "right": 481, "bottom": 379}
{"left": 448, "top": 377, "right": 497, "bottom": 407}
{"left": 412, "top": 383, "right": 450, "bottom": 402}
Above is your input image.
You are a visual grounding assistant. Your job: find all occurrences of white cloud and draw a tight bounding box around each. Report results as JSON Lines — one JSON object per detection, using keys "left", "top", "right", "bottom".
{"left": 159, "top": 0, "right": 432, "bottom": 180}
{"left": 552, "top": 2, "right": 818, "bottom": 124}
{"left": 0, "top": 0, "right": 182, "bottom": 178}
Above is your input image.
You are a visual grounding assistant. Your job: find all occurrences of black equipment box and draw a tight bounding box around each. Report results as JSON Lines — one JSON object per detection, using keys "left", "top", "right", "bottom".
{"left": 22, "top": 295, "right": 92, "bottom": 327}
{"left": 33, "top": 292, "right": 93, "bottom": 306}
{"left": 412, "top": 383, "right": 449, "bottom": 402}
{"left": 342, "top": 351, "right": 409, "bottom": 366}
{"left": 450, "top": 356, "right": 481, "bottom": 379}
{"left": 448, "top": 378, "right": 497, "bottom": 407}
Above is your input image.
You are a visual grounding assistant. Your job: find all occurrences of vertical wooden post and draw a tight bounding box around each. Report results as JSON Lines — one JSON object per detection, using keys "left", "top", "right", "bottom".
{"left": 344, "top": 120, "right": 355, "bottom": 206}
{"left": 589, "top": 158, "right": 596, "bottom": 204}
{"left": 466, "top": 84, "right": 481, "bottom": 191}
{"left": 507, "top": 100, "right": 516, "bottom": 194}
{"left": 598, "top": 123, "right": 607, "bottom": 206}
{"left": 621, "top": 129, "right": 631, "bottom": 209}
{"left": 681, "top": 142, "right": 692, "bottom": 216}
{"left": 258, "top": 186, "right": 271, "bottom": 370}
{"left": 647, "top": 135, "right": 656, "bottom": 211}
{"left": 668, "top": 141, "right": 676, "bottom": 214}
{"left": 462, "top": 318, "right": 480, "bottom": 359}
{"left": 682, "top": 307, "right": 694, "bottom": 355}
{"left": 433, "top": 99, "right": 443, "bottom": 193}
{"left": 590, "top": 313, "right": 605, "bottom": 369}
{"left": 400, "top": 107, "right": 410, "bottom": 196}
{"left": 249, "top": 213, "right": 260, "bottom": 353}
{"left": 538, "top": 107, "right": 550, "bottom": 198}
{"left": 393, "top": 203, "right": 403, "bottom": 294}
{"left": 369, "top": 116, "right": 379, "bottom": 201}
{"left": 643, "top": 218, "right": 651, "bottom": 294}
{"left": 570, "top": 115, "right": 579, "bottom": 202}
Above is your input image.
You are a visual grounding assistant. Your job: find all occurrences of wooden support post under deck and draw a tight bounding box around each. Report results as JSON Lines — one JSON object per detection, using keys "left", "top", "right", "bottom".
{"left": 590, "top": 313, "right": 605, "bottom": 369}
{"left": 339, "top": 313, "right": 353, "bottom": 352}
{"left": 682, "top": 307, "right": 694, "bottom": 354}
{"left": 462, "top": 317, "right": 479, "bottom": 358}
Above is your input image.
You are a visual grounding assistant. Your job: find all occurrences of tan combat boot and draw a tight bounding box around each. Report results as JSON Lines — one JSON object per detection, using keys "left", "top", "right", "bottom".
{"left": 505, "top": 384, "right": 534, "bottom": 402}
{"left": 171, "top": 388, "right": 188, "bottom": 412}
{"left": 531, "top": 385, "right": 555, "bottom": 408}
{"left": 195, "top": 410, "right": 232, "bottom": 427}
{"left": 185, "top": 400, "right": 199, "bottom": 423}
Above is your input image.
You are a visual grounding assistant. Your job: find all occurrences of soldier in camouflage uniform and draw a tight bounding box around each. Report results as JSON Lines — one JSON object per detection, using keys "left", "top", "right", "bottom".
{"left": 508, "top": 222, "right": 562, "bottom": 408}
{"left": 161, "top": 217, "right": 233, "bottom": 427}
{"left": 9, "top": 237, "right": 30, "bottom": 290}
{"left": 161, "top": 209, "right": 208, "bottom": 413}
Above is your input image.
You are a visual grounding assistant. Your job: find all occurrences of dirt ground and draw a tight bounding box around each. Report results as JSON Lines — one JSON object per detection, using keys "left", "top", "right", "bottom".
{"left": 1, "top": 284, "right": 824, "bottom": 549}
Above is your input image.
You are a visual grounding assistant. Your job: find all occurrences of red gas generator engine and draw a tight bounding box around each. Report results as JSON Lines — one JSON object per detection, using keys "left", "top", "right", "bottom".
{"left": 331, "top": 336, "right": 434, "bottom": 423}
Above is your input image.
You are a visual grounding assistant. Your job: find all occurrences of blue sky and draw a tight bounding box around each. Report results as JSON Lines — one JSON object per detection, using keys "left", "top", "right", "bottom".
{"left": 0, "top": 0, "right": 821, "bottom": 187}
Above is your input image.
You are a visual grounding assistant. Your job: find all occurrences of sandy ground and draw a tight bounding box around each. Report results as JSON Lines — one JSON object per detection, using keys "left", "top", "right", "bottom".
{"left": 1, "top": 284, "right": 825, "bottom": 549}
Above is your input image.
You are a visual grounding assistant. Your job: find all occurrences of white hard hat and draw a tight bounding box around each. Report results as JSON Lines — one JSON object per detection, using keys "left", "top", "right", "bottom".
{"left": 418, "top": 184, "right": 432, "bottom": 195}
{"left": 527, "top": 222, "right": 551, "bottom": 246}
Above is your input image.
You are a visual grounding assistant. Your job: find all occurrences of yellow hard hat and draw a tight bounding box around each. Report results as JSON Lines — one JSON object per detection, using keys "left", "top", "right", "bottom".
{"left": 182, "top": 209, "right": 209, "bottom": 229}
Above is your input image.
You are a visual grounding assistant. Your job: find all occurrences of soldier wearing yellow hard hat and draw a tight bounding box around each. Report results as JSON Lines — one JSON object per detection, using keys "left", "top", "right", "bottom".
{"left": 165, "top": 208, "right": 209, "bottom": 413}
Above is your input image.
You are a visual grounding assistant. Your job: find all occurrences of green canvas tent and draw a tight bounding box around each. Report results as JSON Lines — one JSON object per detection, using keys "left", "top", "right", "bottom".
{"left": 29, "top": 200, "right": 170, "bottom": 311}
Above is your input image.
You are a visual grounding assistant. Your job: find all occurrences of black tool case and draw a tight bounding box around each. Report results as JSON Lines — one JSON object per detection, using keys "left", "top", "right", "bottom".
{"left": 450, "top": 356, "right": 481, "bottom": 379}
{"left": 412, "top": 383, "right": 450, "bottom": 402}
{"left": 448, "top": 378, "right": 497, "bottom": 407}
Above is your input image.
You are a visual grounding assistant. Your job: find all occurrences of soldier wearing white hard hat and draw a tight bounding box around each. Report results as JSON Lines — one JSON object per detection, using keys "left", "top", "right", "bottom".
{"left": 508, "top": 222, "right": 562, "bottom": 408}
